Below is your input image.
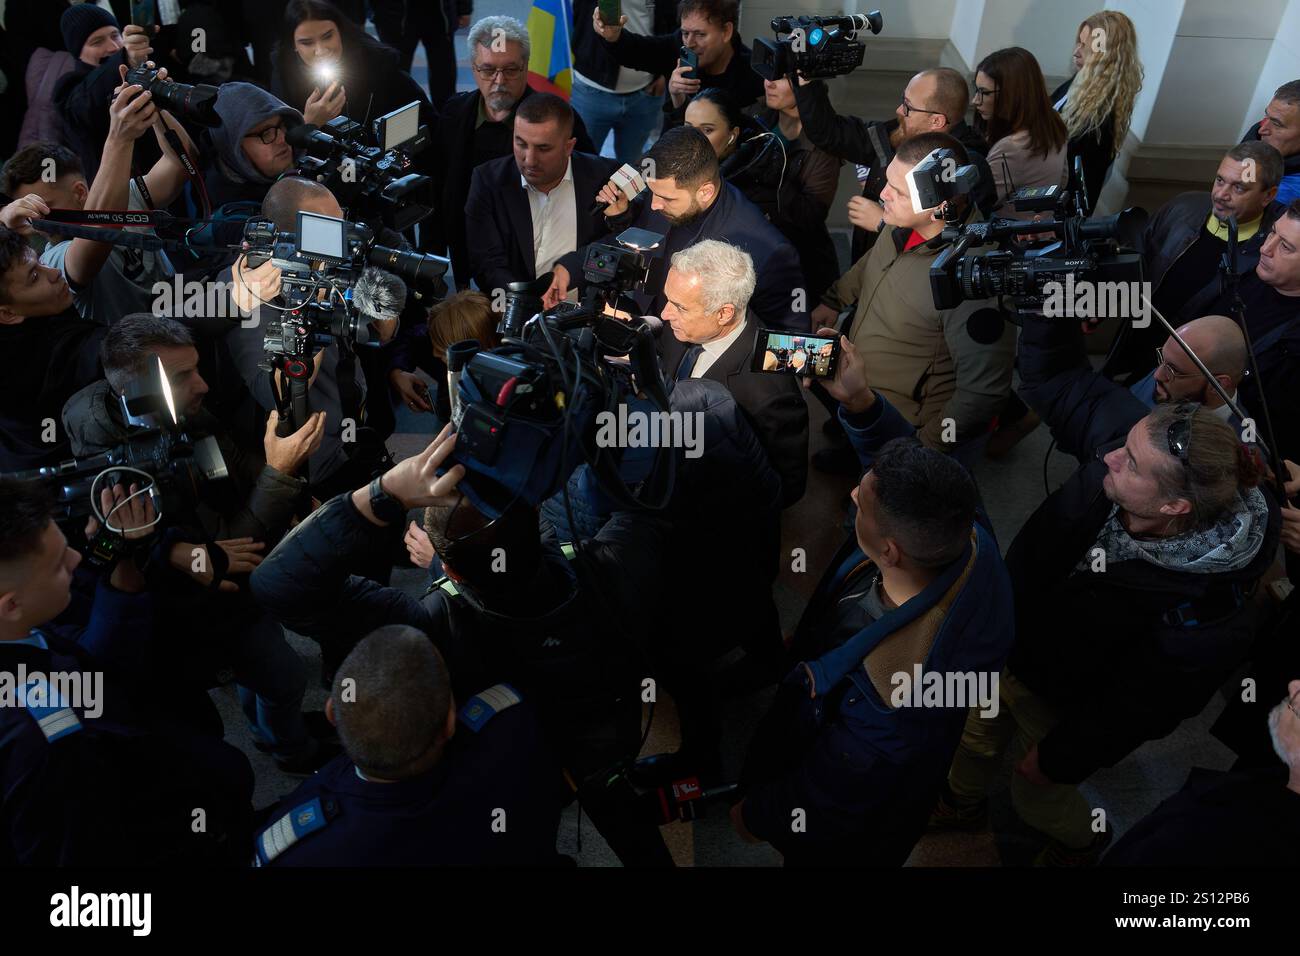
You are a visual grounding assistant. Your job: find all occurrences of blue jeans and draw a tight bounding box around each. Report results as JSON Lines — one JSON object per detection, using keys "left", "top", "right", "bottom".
{"left": 232, "top": 613, "right": 310, "bottom": 759}
{"left": 570, "top": 80, "right": 663, "bottom": 164}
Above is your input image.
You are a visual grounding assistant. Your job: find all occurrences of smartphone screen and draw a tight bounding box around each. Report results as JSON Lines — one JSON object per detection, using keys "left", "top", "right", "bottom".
{"left": 751, "top": 328, "right": 840, "bottom": 378}
{"left": 679, "top": 46, "right": 699, "bottom": 79}
{"left": 131, "top": 0, "right": 157, "bottom": 27}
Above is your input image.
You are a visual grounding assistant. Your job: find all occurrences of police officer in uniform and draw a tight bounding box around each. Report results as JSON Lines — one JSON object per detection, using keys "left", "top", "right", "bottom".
{"left": 0, "top": 479, "right": 254, "bottom": 865}
{"left": 254, "top": 625, "right": 566, "bottom": 866}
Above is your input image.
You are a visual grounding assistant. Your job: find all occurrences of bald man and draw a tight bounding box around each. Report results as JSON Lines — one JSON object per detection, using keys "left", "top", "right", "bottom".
{"left": 1129, "top": 315, "right": 1248, "bottom": 426}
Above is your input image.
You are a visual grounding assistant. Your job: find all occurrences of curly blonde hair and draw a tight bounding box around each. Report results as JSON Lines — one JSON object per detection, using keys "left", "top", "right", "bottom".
{"left": 1061, "top": 10, "right": 1143, "bottom": 159}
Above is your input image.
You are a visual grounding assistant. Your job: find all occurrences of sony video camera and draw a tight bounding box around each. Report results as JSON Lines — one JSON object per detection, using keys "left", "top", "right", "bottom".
{"left": 289, "top": 102, "right": 434, "bottom": 231}
{"left": 2, "top": 358, "right": 229, "bottom": 565}
{"left": 444, "top": 229, "right": 672, "bottom": 519}
{"left": 751, "top": 12, "right": 882, "bottom": 81}
{"left": 929, "top": 184, "right": 1148, "bottom": 317}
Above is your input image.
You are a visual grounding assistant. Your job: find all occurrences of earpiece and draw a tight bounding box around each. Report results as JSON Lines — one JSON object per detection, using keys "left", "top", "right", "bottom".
{"left": 727, "top": 134, "right": 736, "bottom": 145}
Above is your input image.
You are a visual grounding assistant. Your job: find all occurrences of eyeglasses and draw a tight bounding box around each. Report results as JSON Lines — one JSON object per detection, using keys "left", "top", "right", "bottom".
{"left": 901, "top": 97, "right": 945, "bottom": 118}
{"left": 1155, "top": 346, "right": 1199, "bottom": 380}
{"left": 1166, "top": 401, "right": 1197, "bottom": 474}
{"left": 473, "top": 65, "right": 525, "bottom": 80}
{"left": 972, "top": 86, "right": 1000, "bottom": 102}
{"left": 245, "top": 122, "right": 285, "bottom": 145}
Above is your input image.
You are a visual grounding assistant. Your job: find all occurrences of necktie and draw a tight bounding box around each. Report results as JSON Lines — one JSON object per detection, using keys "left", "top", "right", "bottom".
{"left": 675, "top": 344, "right": 704, "bottom": 382}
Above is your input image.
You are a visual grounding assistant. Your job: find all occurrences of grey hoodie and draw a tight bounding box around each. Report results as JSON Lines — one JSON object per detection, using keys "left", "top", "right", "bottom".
{"left": 208, "top": 82, "right": 304, "bottom": 186}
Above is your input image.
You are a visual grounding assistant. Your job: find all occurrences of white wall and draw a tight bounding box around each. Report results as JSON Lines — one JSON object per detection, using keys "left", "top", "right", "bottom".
{"left": 1104, "top": 0, "right": 1185, "bottom": 143}
{"left": 1243, "top": 0, "right": 1300, "bottom": 139}
{"left": 1140, "top": 0, "right": 1286, "bottom": 145}
{"left": 965, "top": 0, "right": 1098, "bottom": 72}
{"left": 949, "top": 0, "right": 985, "bottom": 68}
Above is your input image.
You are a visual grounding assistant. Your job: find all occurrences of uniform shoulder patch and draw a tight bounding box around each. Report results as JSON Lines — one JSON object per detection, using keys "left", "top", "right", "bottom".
{"left": 17, "top": 677, "right": 82, "bottom": 742}
{"left": 254, "top": 796, "right": 330, "bottom": 866}
{"left": 458, "top": 684, "right": 522, "bottom": 733}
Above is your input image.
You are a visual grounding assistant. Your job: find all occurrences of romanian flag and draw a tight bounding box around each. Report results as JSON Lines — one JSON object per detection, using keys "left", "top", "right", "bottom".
{"left": 526, "top": 0, "right": 574, "bottom": 98}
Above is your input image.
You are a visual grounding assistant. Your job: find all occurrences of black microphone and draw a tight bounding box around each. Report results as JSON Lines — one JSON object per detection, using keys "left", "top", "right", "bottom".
{"left": 638, "top": 315, "right": 666, "bottom": 338}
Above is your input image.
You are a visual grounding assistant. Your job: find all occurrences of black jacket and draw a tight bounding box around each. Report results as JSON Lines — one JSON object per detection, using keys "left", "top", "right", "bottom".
{"left": 0, "top": 311, "right": 105, "bottom": 472}
{"left": 660, "top": 323, "right": 808, "bottom": 507}
{"left": 0, "top": 581, "right": 253, "bottom": 865}
{"left": 1143, "top": 192, "right": 1279, "bottom": 320}
{"left": 431, "top": 86, "right": 596, "bottom": 284}
{"left": 571, "top": 0, "right": 679, "bottom": 90}
{"left": 1009, "top": 316, "right": 1280, "bottom": 785}
{"left": 559, "top": 179, "right": 808, "bottom": 332}
{"left": 1050, "top": 78, "right": 1116, "bottom": 214}
{"left": 723, "top": 110, "right": 842, "bottom": 300}
{"left": 791, "top": 78, "right": 995, "bottom": 263}
{"left": 606, "top": 31, "right": 763, "bottom": 129}
{"left": 464, "top": 150, "right": 621, "bottom": 293}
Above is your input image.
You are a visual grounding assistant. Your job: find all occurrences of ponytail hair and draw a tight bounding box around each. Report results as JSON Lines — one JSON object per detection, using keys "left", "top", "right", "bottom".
{"left": 1146, "top": 404, "right": 1262, "bottom": 529}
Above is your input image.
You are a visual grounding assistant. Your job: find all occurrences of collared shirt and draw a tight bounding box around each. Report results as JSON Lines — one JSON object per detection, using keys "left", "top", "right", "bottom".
{"left": 523, "top": 159, "right": 578, "bottom": 278}
{"left": 692, "top": 318, "right": 750, "bottom": 378}
{"left": 1205, "top": 212, "right": 1263, "bottom": 244}
{"left": 9, "top": 631, "right": 49, "bottom": 650}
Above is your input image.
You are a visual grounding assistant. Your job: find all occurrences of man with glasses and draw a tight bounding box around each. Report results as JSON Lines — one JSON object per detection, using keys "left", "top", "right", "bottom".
{"left": 1128, "top": 315, "right": 1248, "bottom": 432}
{"left": 930, "top": 308, "right": 1281, "bottom": 866}
{"left": 1104, "top": 680, "right": 1300, "bottom": 865}
{"left": 429, "top": 16, "right": 595, "bottom": 287}
{"left": 203, "top": 83, "right": 304, "bottom": 209}
{"left": 791, "top": 67, "right": 996, "bottom": 263}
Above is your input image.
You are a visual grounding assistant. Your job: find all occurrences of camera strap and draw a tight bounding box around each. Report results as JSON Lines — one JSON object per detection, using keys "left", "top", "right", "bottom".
{"left": 32, "top": 209, "right": 196, "bottom": 255}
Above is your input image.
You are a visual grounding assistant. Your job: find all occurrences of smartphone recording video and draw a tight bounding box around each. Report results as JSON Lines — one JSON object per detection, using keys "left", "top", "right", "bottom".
{"left": 751, "top": 329, "right": 840, "bottom": 379}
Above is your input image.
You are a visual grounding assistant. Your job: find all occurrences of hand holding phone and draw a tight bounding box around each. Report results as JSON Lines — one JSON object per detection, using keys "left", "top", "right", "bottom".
{"left": 750, "top": 328, "right": 840, "bottom": 380}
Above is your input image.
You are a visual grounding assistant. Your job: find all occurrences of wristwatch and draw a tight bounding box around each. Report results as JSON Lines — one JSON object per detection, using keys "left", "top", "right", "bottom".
{"left": 367, "top": 475, "right": 407, "bottom": 525}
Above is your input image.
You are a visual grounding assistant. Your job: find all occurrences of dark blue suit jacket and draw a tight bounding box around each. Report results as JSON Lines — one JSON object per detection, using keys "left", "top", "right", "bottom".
{"left": 558, "top": 180, "right": 810, "bottom": 331}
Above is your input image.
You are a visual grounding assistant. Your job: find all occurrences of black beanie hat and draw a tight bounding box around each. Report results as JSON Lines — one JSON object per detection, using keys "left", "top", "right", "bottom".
{"left": 61, "top": 4, "right": 121, "bottom": 59}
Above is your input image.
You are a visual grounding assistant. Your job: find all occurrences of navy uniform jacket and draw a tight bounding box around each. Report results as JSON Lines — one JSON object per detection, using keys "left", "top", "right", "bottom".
{"left": 0, "top": 581, "right": 253, "bottom": 866}
{"left": 255, "top": 686, "right": 566, "bottom": 866}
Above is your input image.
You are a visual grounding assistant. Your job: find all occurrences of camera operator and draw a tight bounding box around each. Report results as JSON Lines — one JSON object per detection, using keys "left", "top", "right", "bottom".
{"left": 809, "top": 133, "right": 1015, "bottom": 472}
{"left": 224, "top": 176, "right": 396, "bottom": 501}
{"left": 550, "top": 125, "right": 808, "bottom": 332}
{"left": 732, "top": 331, "right": 1015, "bottom": 866}
{"left": 253, "top": 625, "right": 568, "bottom": 866}
{"left": 790, "top": 67, "right": 996, "bottom": 262}
{"left": 1127, "top": 315, "right": 1247, "bottom": 431}
{"left": 56, "top": 313, "right": 334, "bottom": 774}
{"left": 0, "top": 224, "right": 105, "bottom": 471}
{"left": 1, "top": 70, "right": 198, "bottom": 327}
{"left": 931, "top": 310, "right": 1280, "bottom": 866}
{"left": 590, "top": 0, "right": 763, "bottom": 132}
{"left": 0, "top": 478, "right": 255, "bottom": 864}
{"left": 249, "top": 428, "right": 676, "bottom": 865}
{"left": 1106, "top": 142, "right": 1284, "bottom": 380}
{"left": 51, "top": 4, "right": 163, "bottom": 182}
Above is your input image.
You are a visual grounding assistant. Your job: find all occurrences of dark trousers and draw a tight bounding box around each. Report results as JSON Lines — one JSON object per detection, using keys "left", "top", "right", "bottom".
{"left": 371, "top": 0, "right": 460, "bottom": 107}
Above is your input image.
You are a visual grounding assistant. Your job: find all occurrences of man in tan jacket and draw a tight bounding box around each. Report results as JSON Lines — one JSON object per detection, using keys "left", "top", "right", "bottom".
{"left": 811, "top": 132, "right": 1015, "bottom": 467}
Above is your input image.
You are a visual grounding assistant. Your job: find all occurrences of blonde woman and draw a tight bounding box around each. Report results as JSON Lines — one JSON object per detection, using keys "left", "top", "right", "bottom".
{"left": 1051, "top": 10, "right": 1143, "bottom": 212}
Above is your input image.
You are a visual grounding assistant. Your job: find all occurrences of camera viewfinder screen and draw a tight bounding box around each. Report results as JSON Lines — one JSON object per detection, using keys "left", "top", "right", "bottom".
{"left": 752, "top": 329, "right": 839, "bottom": 378}
{"left": 297, "top": 212, "right": 347, "bottom": 260}
{"left": 381, "top": 102, "right": 421, "bottom": 152}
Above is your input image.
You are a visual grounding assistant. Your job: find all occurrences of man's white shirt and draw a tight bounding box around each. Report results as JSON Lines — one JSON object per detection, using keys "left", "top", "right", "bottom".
{"left": 523, "top": 159, "right": 578, "bottom": 279}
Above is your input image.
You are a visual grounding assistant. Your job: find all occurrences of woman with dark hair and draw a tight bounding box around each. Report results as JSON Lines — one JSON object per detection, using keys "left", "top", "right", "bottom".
{"left": 271, "top": 0, "right": 434, "bottom": 133}
{"left": 685, "top": 84, "right": 841, "bottom": 299}
{"left": 971, "top": 47, "right": 1068, "bottom": 220}
{"left": 1051, "top": 10, "right": 1143, "bottom": 212}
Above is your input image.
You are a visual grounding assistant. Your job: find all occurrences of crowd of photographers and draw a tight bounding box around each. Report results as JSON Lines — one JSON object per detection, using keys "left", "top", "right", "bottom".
{"left": 0, "top": 0, "right": 1298, "bottom": 869}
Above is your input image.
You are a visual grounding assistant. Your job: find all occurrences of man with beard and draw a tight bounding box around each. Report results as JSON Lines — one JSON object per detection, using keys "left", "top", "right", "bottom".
{"left": 1127, "top": 314, "right": 1248, "bottom": 435}
{"left": 548, "top": 124, "right": 807, "bottom": 331}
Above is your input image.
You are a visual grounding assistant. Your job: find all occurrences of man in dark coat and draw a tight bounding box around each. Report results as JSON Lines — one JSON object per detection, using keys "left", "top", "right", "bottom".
{"left": 430, "top": 16, "right": 594, "bottom": 287}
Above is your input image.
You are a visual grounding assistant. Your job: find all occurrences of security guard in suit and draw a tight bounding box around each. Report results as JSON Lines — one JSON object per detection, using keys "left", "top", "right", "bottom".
{"left": 254, "top": 626, "right": 567, "bottom": 866}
